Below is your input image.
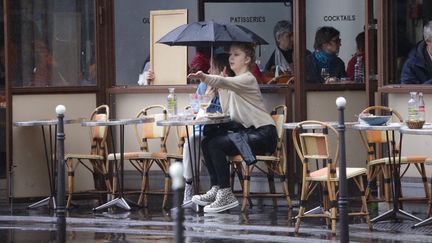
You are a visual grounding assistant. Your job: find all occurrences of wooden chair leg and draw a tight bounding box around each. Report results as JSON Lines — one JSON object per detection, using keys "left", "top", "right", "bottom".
{"left": 162, "top": 175, "right": 170, "bottom": 209}
{"left": 66, "top": 158, "right": 74, "bottom": 209}
{"left": 365, "top": 165, "right": 376, "bottom": 200}
{"left": 419, "top": 163, "right": 430, "bottom": 201}
{"left": 162, "top": 159, "right": 171, "bottom": 209}
{"left": 241, "top": 165, "right": 251, "bottom": 212}
{"left": 138, "top": 160, "right": 150, "bottom": 207}
{"left": 110, "top": 160, "right": 118, "bottom": 197}
{"left": 382, "top": 164, "right": 392, "bottom": 209}
{"left": 278, "top": 164, "right": 292, "bottom": 209}
{"left": 295, "top": 180, "right": 309, "bottom": 233}
{"left": 322, "top": 182, "right": 331, "bottom": 227}
{"left": 266, "top": 164, "right": 277, "bottom": 208}
{"left": 328, "top": 181, "right": 337, "bottom": 234}
{"left": 357, "top": 176, "right": 372, "bottom": 230}
{"left": 230, "top": 162, "right": 236, "bottom": 191}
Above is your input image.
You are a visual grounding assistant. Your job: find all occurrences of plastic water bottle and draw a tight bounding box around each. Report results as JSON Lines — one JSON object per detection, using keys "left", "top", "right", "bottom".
{"left": 354, "top": 56, "right": 364, "bottom": 83}
{"left": 418, "top": 92, "right": 425, "bottom": 121}
{"left": 408, "top": 92, "right": 418, "bottom": 121}
{"left": 167, "top": 88, "right": 177, "bottom": 116}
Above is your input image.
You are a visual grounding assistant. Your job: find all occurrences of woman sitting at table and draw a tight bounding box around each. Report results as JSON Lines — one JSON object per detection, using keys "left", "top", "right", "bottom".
{"left": 306, "top": 26, "right": 346, "bottom": 84}
{"left": 182, "top": 52, "right": 234, "bottom": 206}
{"left": 187, "top": 43, "right": 277, "bottom": 213}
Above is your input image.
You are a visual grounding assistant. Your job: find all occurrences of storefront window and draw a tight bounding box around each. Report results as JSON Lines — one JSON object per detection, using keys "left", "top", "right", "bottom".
{"left": 390, "top": 0, "right": 432, "bottom": 85}
{"left": 202, "top": 0, "right": 292, "bottom": 85}
{"left": 305, "top": 0, "right": 365, "bottom": 84}
{"left": 8, "top": 0, "right": 96, "bottom": 88}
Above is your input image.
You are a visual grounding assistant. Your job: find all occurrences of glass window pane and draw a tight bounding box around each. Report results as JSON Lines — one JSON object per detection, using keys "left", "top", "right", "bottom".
{"left": 202, "top": 1, "right": 292, "bottom": 85}
{"left": 305, "top": 0, "right": 365, "bottom": 84}
{"left": 394, "top": 0, "right": 432, "bottom": 85}
{"left": 9, "top": 0, "right": 96, "bottom": 87}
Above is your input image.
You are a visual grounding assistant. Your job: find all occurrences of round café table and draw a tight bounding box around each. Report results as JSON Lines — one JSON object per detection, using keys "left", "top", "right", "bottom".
{"left": 81, "top": 117, "right": 154, "bottom": 211}
{"left": 399, "top": 124, "right": 432, "bottom": 228}
{"left": 157, "top": 115, "right": 230, "bottom": 200}
{"left": 352, "top": 122, "right": 421, "bottom": 223}
{"left": 14, "top": 118, "right": 84, "bottom": 209}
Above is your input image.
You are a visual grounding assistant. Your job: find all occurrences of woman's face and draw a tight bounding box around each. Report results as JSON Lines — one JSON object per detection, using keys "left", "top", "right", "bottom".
{"left": 322, "top": 35, "right": 341, "bottom": 54}
{"left": 277, "top": 32, "right": 293, "bottom": 51}
{"left": 229, "top": 45, "right": 250, "bottom": 75}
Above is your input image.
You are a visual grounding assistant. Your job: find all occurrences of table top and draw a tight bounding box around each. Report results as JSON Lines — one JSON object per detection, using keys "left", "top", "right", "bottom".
{"left": 351, "top": 122, "right": 402, "bottom": 131}
{"left": 283, "top": 121, "right": 358, "bottom": 130}
{"left": 399, "top": 124, "right": 432, "bottom": 135}
{"left": 157, "top": 115, "right": 231, "bottom": 126}
{"left": 81, "top": 117, "right": 154, "bottom": 127}
{"left": 14, "top": 118, "right": 85, "bottom": 127}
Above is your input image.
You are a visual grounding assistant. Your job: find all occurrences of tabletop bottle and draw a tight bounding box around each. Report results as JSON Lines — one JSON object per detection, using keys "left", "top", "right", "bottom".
{"left": 354, "top": 56, "right": 364, "bottom": 83}
{"left": 408, "top": 92, "right": 418, "bottom": 121}
{"left": 418, "top": 92, "right": 425, "bottom": 121}
{"left": 167, "top": 88, "right": 177, "bottom": 116}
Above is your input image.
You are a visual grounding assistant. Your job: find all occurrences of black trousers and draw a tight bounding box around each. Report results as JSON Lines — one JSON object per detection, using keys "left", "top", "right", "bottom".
{"left": 201, "top": 124, "right": 277, "bottom": 189}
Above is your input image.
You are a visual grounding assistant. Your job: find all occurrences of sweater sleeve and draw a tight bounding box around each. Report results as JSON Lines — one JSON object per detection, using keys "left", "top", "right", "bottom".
{"left": 203, "top": 73, "right": 256, "bottom": 93}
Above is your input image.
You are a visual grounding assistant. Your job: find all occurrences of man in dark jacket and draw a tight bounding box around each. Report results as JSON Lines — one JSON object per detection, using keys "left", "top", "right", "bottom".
{"left": 400, "top": 21, "right": 432, "bottom": 84}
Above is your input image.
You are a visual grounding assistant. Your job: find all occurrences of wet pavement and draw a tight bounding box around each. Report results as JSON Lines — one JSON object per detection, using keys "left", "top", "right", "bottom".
{"left": 0, "top": 198, "right": 432, "bottom": 242}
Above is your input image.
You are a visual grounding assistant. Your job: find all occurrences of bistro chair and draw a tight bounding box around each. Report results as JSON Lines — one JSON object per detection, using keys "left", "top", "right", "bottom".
{"left": 358, "top": 106, "right": 430, "bottom": 208}
{"left": 107, "top": 105, "right": 171, "bottom": 208}
{"left": 229, "top": 105, "right": 292, "bottom": 212}
{"left": 64, "top": 105, "right": 111, "bottom": 209}
{"left": 292, "top": 120, "right": 371, "bottom": 234}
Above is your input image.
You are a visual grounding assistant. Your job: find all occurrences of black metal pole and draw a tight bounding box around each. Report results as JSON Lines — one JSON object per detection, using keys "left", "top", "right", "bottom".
{"left": 56, "top": 105, "right": 66, "bottom": 214}
{"left": 336, "top": 97, "right": 349, "bottom": 242}
{"left": 169, "top": 162, "right": 184, "bottom": 243}
{"left": 55, "top": 105, "right": 66, "bottom": 243}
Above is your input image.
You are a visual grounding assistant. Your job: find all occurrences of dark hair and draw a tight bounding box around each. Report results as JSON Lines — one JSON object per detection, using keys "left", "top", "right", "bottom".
{"left": 231, "top": 43, "right": 256, "bottom": 69}
{"left": 355, "top": 32, "right": 365, "bottom": 52}
{"left": 313, "top": 26, "right": 340, "bottom": 49}
{"left": 212, "top": 53, "right": 235, "bottom": 77}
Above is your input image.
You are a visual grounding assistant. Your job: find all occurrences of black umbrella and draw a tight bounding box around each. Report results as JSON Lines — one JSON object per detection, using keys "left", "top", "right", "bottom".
{"left": 157, "top": 20, "right": 268, "bottom": 46}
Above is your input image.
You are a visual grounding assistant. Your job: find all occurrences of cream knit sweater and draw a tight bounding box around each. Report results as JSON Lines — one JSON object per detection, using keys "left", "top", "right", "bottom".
{"left": 203, "top": 72, "right": 275, "bottom": 129}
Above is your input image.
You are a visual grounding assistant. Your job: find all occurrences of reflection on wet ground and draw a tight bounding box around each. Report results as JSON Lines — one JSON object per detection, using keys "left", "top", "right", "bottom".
{"left": 0, "top": 200, "right": 431, "bottom": 242}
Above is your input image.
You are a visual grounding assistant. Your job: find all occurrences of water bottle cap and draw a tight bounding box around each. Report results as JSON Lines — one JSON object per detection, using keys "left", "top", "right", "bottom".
{"left": 168, "top": 88, "right": 175, "bottom": 93}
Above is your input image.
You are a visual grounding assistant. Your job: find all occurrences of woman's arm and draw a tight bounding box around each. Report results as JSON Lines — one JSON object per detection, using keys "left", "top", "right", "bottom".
{"left": 188, "top": 71, "right": 256, "bottom": 93}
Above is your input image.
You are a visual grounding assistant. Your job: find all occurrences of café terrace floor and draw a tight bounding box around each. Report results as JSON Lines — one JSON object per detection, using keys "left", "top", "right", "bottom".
{"left": 0, "top": 190, "right": 431, "bottom": 243}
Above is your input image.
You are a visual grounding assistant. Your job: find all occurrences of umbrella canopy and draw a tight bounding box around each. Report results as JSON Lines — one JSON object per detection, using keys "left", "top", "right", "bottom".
{"left": 157, "top": 20, "right": 268, "bottom": 46}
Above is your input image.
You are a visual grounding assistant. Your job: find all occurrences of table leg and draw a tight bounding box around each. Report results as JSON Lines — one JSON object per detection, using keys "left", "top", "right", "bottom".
{"left": 93, "top": 124, "right": 132, "bottom": 211}
{"left": 28, "top": 125, "right": 56, "bottom": 209}
{"left": 371, "top": 132, "right": 421, "bottom": 223}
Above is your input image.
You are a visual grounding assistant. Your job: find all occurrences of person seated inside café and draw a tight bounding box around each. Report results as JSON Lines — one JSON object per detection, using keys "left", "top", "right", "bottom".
{"left": 306, "top": 26, "right": 346, "bottom": 84}
{"left": 265, "top": 20, "right": 295, "bottom": 74}
{"left": 263, "top": 20, "right": 310, "bottom": 84}
{"left": 400, "top": 20, "right": 432, "bottom": 84}
{"left": 346, "top": 31, "right": 365, "bottom": 81}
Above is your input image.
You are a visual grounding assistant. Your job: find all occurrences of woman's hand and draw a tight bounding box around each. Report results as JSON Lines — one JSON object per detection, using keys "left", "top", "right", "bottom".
{"left": 187, "top": 71, "right": 206, "bottom": 81}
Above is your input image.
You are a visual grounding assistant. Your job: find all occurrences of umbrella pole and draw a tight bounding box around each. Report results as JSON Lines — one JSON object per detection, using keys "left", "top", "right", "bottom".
{"left": 211, "top": 44, "right": 213, "bottom": 72}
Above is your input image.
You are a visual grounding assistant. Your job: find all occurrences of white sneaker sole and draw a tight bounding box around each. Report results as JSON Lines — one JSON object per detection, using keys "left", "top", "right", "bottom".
{"left": 203, "top": 200, "right": 239, "bottom": 213}
{"left": 191, "top": 196, "right": 213, "bottom": 206}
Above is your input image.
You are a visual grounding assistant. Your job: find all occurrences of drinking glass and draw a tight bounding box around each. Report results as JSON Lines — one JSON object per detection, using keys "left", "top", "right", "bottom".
{"left": 189, "top": 93, "right": 200, "bottom": 114}
{"left": 199, "top": 95, "right": 213, "bottom": 113}
{"left": 321, "top": 68, "right": 330, "bottom": 80}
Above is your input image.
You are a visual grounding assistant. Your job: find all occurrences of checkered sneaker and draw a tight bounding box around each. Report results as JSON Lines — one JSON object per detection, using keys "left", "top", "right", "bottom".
{"left": 191, "top": 186, "right": 219, "bottom": 206}
{"left": 204, "top": 188, "right": 239, "bottom": 213}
